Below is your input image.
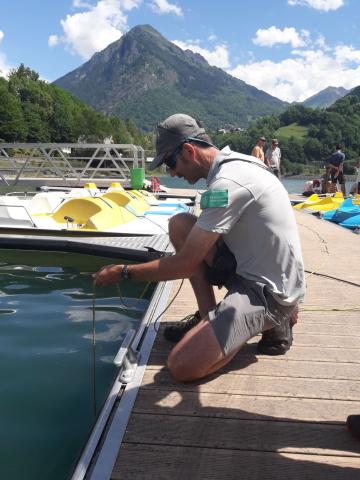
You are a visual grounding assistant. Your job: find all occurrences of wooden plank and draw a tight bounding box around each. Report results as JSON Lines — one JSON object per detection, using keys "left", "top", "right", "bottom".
{"left": 295, "top": 314, "right": 360, "bottom": 325}
{"left": 112, "top": 444, "right": 360, "bottom": 480}
{"left": 150, "top": 337, "right": 360, "bottom": 363}
{"left": 293, "top": 324, "right": 360, "bottom": 335}
{"left": 123, "top": 413, "right": 360, "bottom": 457}
{"left": 140, "top": 369, "right": 360, "bottom": 401}
{"left": 132, "top": 388, "right": 360, "bottom": 423}
{"left": 146, "top": 356, "right": 360, "bottom": 380}
{"left": 157, "top": 321, "right": 360, "bottom": 336}
{"left": 291, "top": 335, "right": 359, "bottom": 348}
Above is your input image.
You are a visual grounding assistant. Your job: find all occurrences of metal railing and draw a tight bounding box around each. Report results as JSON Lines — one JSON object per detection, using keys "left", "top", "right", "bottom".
{"left": 0, "top": 143, "right": 145, "bottom": 186}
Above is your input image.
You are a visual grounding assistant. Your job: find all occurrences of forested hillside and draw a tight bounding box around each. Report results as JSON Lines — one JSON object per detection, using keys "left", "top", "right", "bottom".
{"left": 214, "top": 87, "right": 360, "bottom": 175}
{"left": 0, "top": 64, "right": 152, "bottom": 148}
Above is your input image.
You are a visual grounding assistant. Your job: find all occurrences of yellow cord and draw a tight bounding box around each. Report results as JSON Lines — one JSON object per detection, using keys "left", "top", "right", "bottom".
{"left": 300, "top": 306, "right": 360, "bottom": 312}
{"left": 91, "top": 280, "right": 97, "bottom": 417}
{"left": 298, "top": 221, "right": 330, "bottom": 280}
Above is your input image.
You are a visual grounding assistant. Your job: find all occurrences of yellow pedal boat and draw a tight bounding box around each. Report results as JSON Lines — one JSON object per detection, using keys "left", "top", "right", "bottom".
{"left": 294, "top": 192, "right": 345, "bottom": 212}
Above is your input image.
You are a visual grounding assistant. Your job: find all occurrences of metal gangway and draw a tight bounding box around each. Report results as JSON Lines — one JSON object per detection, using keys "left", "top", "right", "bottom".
{"left": 0, "top": 143, "right": 146, "bottom": 187}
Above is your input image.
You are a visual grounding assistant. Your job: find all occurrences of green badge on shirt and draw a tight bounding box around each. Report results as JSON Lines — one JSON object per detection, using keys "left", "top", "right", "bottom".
{"left": 200, "top": 189, "right": 229, "bottom": 209}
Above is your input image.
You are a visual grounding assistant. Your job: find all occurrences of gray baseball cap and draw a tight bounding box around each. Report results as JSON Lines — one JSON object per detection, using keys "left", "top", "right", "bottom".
{"left": 149, "top": 113, "right": 206, "bottom": 170}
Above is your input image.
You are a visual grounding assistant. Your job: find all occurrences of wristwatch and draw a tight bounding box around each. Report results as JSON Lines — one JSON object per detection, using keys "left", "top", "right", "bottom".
{"left": 120, "top": 264, "right": 131, "bottom": 281}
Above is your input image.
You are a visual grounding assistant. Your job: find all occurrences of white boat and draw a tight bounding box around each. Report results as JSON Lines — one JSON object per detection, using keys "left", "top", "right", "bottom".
{"left": 0, "top": 183, "right": 194, "bottom": 236}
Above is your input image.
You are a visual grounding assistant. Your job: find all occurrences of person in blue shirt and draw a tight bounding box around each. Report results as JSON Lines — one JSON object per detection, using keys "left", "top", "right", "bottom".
{"left": 326, "top": 144, "right": 346, "bottom": 195}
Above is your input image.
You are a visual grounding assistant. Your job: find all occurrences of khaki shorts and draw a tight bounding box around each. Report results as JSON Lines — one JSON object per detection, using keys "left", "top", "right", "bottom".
{"left": 208, "top": 276, "right": 295, "bottom": 355}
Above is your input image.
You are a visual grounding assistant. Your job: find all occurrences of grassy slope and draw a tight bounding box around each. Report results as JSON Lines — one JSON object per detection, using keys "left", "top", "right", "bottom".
{"left": 274, "top": 123, "right": 308, "bottom": 141}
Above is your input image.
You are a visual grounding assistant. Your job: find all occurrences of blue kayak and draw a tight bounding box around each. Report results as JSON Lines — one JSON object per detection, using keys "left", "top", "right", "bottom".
{"left": 340, "top": 214, "right": 360, "bottom": 229}
{"left": 323, "top": 198, "right": 360, "bottom": 224}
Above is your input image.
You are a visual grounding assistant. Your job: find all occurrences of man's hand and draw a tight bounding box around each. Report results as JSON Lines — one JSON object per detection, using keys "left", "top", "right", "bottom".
{"left": 93, "top": 264, "right": 123, "bottom": 286}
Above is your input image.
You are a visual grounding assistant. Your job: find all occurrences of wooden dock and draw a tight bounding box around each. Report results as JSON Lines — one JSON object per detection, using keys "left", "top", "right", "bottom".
{"left": 111, "top": 210, "right": 360, "bottom": 479}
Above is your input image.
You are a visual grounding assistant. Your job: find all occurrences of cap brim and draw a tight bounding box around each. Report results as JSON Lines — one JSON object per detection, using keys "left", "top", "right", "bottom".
{"left": 148, "top": 151, "right": 167, "bottom": 171}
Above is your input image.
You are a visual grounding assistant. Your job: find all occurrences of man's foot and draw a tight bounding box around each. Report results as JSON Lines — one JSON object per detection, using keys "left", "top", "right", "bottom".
{"left": 163, "top": 311, "right": 201, "bottom": 343}
{"left": 257, "top": 304, "right": 298, "bottom": 356}
{"left": 257, "top": 316, "right": 293, "bottom": 355}
{"left": 347, "top": 415, "right": 360, "bottom": 441}
{"left": 257, "top": 325, "right": 293, "bottom": 355}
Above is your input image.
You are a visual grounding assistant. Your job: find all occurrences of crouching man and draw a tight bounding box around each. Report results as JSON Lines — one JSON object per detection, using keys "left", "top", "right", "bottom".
{"left": 94, "top": 114, "right": 305, "bottom": 382}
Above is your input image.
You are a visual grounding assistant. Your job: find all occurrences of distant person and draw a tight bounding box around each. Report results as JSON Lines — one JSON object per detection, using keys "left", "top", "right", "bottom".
{"left": 302, "top": 179, "right": 321, "bottom": 197}
{"left": 326, "top": 144, "right": 346, "bottom": 195}
{"left": 251, "top": 136, "right": 266, "bottom": 163}
{"left": 265, "top": 139, "right": 281, "bottom": 178}
{"left": 355, "top": 154, "right": 360, "bottom": 194}
{"left": 320, "top": 170, "right": 331, "bottom": 194}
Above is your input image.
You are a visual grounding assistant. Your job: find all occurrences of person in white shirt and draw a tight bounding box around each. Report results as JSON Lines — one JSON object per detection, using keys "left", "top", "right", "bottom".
{"left": 265, "top": 139, "right": 281, "bottom": 178}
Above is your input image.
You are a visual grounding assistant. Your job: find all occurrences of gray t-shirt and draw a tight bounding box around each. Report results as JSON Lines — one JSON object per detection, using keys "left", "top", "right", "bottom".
{"left": 196, "top": 148, "right": 305, "bottom": 305}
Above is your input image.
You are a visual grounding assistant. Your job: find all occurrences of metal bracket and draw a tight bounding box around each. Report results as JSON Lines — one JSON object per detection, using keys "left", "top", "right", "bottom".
{"left": 113, "top": 329, "right": 140, "bottom": 384}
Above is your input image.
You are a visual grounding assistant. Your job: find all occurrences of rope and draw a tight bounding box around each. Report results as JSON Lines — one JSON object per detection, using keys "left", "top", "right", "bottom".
{"left": 300, "top": 305, "right": 360, "bottom": 312}
{"left": 89, "top": 277, "right": 154, "bottom": 416}
{"left": 298, "top": 221, "right": 360, "bottom": 287}
{"left": 304, "top": 270, "right": 360, "bottom": 288}
{"left": 297, "top": 221, "right": 330, "bottom": 280}
{"left": 91, "top": 281, "right": 97, "bottom": 418}
{"left": 295, "top": 220, "right": 360, "bottom": 315}
{"left": 154, "top": 279, "right": 185, "bottom": 333}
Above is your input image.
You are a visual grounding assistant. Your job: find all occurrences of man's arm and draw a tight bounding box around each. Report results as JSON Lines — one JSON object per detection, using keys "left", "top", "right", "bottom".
{"left": 328, "top": 162, "right": 340, "bottom": 177}
{"left": 94, "top": 225, "right": 220, "bottom": 285}
{"left": 251, "top": 145, "right": 261, "bottom": 159}
{"left": 264, "top": 148, "right": 270, "bottom": 167}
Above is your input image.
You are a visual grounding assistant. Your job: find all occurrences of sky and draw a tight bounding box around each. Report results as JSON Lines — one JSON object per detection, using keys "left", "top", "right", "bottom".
{"left": 1, "top": 0, "right": 360, "bottom": 102}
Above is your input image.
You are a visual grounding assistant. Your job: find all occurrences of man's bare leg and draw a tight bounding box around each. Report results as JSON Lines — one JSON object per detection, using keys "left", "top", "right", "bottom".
{"left": 167, "top": 315, "right": 240, "bottom": 382}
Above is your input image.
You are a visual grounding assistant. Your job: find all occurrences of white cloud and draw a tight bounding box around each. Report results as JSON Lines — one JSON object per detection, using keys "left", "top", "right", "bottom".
{"left": 288, "top": 0, "right": 344, "bottom": 12}
{"left": 173, "top": 40, "right": 230, "bottom": 69}
{"left": 49, "top": 0, "right": 142, "bottom": 59}
{"left": 253, "top": 26, "right": 309, "bottom": 48}
{"left": 0, "top": 30, "right": 12, "bottom": 78}
{"left": 72, "top": 0, "right": 92, "bottom": 7}
{"left": 48, "top": 34, "right": 59, "bottom": 47}
{"left": 334, "top": 45, "right": 360, "bottom": 64}
{"left": 228, "top": 46, "right": 360, "bottom": 102}
{"left": 149, "top": 0, "right": 182, "bottom": 16}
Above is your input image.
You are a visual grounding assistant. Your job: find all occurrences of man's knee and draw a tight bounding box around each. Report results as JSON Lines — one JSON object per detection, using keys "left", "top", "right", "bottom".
{"left": 167, "top": 349, "right": 195, "bottom": 382}
{"left": 168, "top": 212, "right": 197, "bottom": 248}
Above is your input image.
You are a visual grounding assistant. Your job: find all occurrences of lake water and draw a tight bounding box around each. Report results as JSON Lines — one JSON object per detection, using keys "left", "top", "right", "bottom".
{"left": 158, "top": 176, "right": 354, "bottom": 194}
{"left": 0, "top": 250, "right": 154, "bottom": 480}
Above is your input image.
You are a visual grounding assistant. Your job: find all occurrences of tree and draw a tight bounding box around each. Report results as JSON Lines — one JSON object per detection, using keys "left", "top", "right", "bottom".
{"left": 0, "top": 79, "right": 27, "bottom": 141}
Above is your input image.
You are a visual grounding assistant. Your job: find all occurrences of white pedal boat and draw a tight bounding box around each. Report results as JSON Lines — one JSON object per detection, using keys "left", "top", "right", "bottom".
{"left": 0, "top": 183, "right": 192, "bottom": 237}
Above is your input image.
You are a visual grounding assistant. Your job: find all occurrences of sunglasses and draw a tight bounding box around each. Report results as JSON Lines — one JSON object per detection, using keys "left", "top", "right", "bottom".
{"left": 164, "top": 144, "right": 183, "bottom": 171}
{"left": 163, "top": 137, "right": 214, "bottom": 171}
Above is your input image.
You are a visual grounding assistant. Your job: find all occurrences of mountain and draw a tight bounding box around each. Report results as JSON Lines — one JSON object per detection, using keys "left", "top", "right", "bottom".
{"left": 302, "top": 86, "right": 349, "bottom": 109}
{"left": 54, "top": 25, "right": 287, "bottom": 131}
{"left": 342, "top": 85, "right": 360, "bottom": 100}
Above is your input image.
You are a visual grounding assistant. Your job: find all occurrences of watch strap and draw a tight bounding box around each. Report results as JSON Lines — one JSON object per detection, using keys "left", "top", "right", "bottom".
{"left": 121, "top": 265, "right": 131, "bottom": 281}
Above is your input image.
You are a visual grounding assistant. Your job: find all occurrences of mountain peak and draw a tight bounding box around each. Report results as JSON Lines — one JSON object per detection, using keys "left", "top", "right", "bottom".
{"left": 303, "top": 86, "right": 349, "bottom": 108}
{"left": 54, "top": 24, "right": 286, "bottom": 130}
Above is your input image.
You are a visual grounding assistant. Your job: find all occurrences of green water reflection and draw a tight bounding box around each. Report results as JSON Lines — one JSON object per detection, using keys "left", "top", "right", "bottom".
{"left": 0, "top": 250, "right": 154, "bottom": 480}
